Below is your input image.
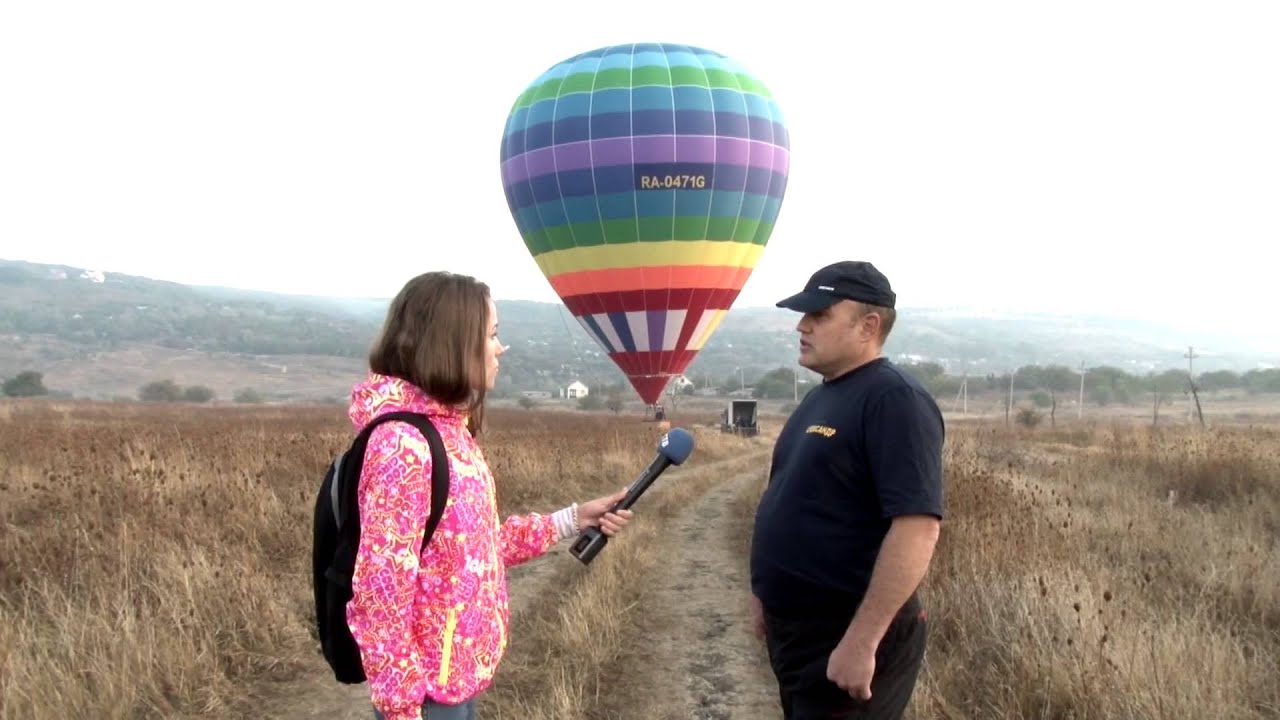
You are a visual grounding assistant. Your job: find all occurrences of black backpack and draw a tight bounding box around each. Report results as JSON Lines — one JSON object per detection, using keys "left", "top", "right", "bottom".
{"left": 311, "top": 410, "right": 451, "bottom": 684}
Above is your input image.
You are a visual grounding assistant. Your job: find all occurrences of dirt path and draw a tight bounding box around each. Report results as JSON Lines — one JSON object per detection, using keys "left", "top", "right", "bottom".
{"left": 261, "top": 452, "right": 779, "bottom": 720}
{"left": 628, "top": 460, "right": 781, "bottom": 720}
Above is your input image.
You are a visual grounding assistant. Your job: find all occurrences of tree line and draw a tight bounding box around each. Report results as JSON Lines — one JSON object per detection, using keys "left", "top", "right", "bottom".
{"left": 740, "top": 362, "right": 1280, "bottom": 404}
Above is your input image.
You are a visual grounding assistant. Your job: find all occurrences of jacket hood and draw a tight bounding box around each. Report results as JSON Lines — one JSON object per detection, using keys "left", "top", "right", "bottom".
{"left": 347, "top": 372, "right": 467, "bottom": 431}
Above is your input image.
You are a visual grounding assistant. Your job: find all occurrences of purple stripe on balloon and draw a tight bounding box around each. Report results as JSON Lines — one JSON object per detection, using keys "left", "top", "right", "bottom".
{"left": 502, "top": 135, "right": 789, "bottom": 186}
{"left": 647, "top": 309, "right": 666, "bottom": 354}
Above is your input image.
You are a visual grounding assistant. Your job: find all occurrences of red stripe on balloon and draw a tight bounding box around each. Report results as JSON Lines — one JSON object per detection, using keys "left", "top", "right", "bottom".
{"left": 560, "top": 288, "right": 741, "bottom": 316}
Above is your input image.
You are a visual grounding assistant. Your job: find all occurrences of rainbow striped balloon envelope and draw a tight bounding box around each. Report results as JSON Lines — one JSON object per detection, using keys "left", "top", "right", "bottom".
{"left": 499, "top": 43, "right": 790, "bottom": 405}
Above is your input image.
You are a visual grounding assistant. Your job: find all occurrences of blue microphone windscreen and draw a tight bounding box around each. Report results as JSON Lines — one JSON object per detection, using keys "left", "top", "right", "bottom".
{"left": 658, "top": 427, "right": 695, "bottom": 465}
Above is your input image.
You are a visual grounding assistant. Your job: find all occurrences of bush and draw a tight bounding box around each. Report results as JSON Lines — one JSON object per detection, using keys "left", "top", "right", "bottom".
{"left": 233, "top": 388, "right": 263, "bottom": 404}
{"left": 2, "top": 370, "right": 48, "bottom": 397}
{"left": 1015, "top": 407, "right": 1043, "bottom": 429}
{"left": 183, "top": 386, "right": 215, "bottom": 403}
{"left": 138, "top": 380, "right": 182, "bottom": 402}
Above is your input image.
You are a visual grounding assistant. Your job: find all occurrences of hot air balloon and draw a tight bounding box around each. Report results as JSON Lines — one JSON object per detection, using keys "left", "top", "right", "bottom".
{"left": 499, "top": 43, "right": 790, "bottom": 406}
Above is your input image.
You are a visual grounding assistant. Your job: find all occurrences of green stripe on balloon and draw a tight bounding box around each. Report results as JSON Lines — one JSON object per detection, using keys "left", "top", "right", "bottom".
{"left": 521, "top": 218, "right": 775, "bottom": 256}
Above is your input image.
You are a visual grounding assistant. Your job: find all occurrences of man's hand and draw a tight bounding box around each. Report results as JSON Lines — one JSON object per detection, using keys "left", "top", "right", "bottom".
{"left": 827, "top": 636, "right": 876, "bottom": 700}
{"left": 748, "top": 593, "right": 765, "bottom": 640}
{"left": 831, "top": 515, "right": 939, "bottom": 698}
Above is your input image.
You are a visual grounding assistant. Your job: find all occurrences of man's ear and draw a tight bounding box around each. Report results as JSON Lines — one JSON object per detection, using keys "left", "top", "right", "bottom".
{"left": 861, "top": 310, "right": 882, "bottom": 338}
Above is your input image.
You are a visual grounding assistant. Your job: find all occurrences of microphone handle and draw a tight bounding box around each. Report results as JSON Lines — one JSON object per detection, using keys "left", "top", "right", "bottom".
{"left": 570, "top": 455, "right": 673, "bottom": 565}
{"left": 611, "top": 455, "right": 672, "bottom": 511}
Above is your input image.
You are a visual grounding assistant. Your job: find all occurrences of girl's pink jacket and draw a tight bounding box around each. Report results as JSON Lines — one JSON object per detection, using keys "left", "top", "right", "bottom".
{"left": 345, "top": 373, "right": 575, "bottom": 720}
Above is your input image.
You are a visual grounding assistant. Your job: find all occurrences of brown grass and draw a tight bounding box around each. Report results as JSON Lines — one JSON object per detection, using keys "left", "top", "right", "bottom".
{"left": 0, "top": 399, "right": 737, "bottom": 719}
{"left": 4, "top": 400, "right": 1279, "bottom": 719}
{"left": 913, "top": 421, "right": 1280, "bottom": 719}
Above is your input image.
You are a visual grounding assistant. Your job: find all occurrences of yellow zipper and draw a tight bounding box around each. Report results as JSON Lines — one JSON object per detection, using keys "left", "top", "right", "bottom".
{"left": 438, "top": 606, "right": 458, "bottom": 686}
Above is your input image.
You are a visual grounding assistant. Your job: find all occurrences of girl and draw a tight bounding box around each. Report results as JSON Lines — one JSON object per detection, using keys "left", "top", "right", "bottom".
{"left": 346, "top": 271, "right": 633, "bottom": 720}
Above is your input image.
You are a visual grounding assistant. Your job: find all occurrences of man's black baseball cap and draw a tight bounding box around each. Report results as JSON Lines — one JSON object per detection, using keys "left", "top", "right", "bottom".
{"left": 775, "top": 261, "right": 896, "bottom": 313}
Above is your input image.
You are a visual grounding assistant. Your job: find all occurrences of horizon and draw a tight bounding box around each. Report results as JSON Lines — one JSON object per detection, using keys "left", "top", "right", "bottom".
{"left": 2, "top": 2, "right": 1276, "bottom": 348}
{"left": 8, "top": 255, "right": 1280, "bottom": 362}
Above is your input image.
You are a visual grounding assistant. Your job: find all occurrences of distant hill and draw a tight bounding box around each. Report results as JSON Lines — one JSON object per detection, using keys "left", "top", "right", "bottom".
{"left": 2, "top": 258, "right": 1276, "bottom": 401}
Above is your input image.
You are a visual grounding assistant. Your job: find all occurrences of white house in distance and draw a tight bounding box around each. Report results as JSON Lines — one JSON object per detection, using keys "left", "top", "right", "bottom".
{"left": 565, "top": 380, "right": 589, "bottom": 399}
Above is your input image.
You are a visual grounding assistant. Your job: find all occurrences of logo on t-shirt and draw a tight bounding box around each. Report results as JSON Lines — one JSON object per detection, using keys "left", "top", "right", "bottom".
{"left": 805, "top": 424, "right": 837, "bottom": 438}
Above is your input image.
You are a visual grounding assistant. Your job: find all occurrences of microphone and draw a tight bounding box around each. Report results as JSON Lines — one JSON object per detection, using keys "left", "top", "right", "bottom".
{"left": 569, "top": 427, "right": 695, "bottom": 565}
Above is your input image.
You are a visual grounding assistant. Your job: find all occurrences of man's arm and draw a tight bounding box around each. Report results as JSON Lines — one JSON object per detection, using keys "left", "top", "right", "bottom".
{"left": 841, "top": 514, "right": 939, "bottom": 651}
{"left": 827, "top": 384, "right": 944, "bottom": 698}
{"left": 825, "top": 514, "right": 939, "bottom": 698}
{"left": 849, "top": 383, "right": 945, "bottom": 648}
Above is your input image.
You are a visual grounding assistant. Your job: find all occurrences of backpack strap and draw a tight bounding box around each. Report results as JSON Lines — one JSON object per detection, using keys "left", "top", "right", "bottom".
{"left": 393, "top": 413, "right": 451, "bottom": 553}
{"left": 339, "top": 410, "right": 452, "bottom": 554}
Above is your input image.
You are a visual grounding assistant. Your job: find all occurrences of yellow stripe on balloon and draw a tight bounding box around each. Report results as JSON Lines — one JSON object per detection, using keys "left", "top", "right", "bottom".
{"left": 534, "top": 241, "right": 765, "bottom": 277}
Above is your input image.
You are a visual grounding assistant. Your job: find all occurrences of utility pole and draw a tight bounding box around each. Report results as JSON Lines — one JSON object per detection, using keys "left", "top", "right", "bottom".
{"left": 1006, "top": 368, "right": 1016, "bottom": 426}
{"left": 1185, "top": 345, "right": 1204, "bottom": 426}
{"left": 1077, "top": 362, "right": 1086, "bottom": 420}
{"left": 952, "top": 372, "right": 968, "bottom": 415}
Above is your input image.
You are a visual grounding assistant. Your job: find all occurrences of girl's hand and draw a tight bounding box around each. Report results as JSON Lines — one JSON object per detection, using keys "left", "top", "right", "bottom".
{"left": 578, "top": 487, "right": 635, "bottom": 535}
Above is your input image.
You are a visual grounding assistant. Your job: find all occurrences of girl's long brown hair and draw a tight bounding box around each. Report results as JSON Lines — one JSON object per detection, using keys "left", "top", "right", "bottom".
{"left": 367, "top": 271, "right": 490, "bottom": 436}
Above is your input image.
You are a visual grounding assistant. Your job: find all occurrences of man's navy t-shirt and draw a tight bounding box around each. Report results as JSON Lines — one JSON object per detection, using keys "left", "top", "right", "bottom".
{"left": 749, "top": 357, "right": 945, "bottom": 616}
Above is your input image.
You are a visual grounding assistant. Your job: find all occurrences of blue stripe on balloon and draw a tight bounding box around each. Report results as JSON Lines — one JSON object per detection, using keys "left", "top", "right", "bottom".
{"left": 508, "top": 180, "right": 533, "bottom": 209}
{"left": 739, "top": 192, "right": 767, "bottom": 221}
{"left": 635, "top": 189, "right": 675, "bottom": 219}
{"left": 527, "top": 98, "right": 556, "bottom": 127}
{"left": 552, "top": 116, "right": 591, "bottom": 145}
{"left": 709, "top": 189, "right": 745, "bottom": 218}
{"left": 502, "top": 92, "right": 777, "bottom": 154}
{"left": 674, "top": 109, "right": 717, "bottom": 135}
{"left": 511, "top": 90, "right": 771, "bottom": 127}
{"left": 631, "top": 50, "right": 669, "bottom": 69}
{"left": 581, "top": 315, "right": 615, "bottom": 353}
{"left": 675, "top": 187, "right": 713, "bottom": 216}
{"left": 562, "top": 195, "right": 601, "bottom": 225}
{"left": 589, "top": 112, "right": 635, "bottom": 140}
{"left": 712, "top": 112, "right": 750, "bottom": 141}
{"left": 608, "top": 312, "right": 636, "bottom": 353}
{"left": 710, "top": 88, "right": 750, "bottom": 113}
{"left": 568, "top": 54, "right": 602, "bottom": 78}
{"left": 595, "top": 52, "right": 634, "bottom": 72}
{"left": 588, "top": 89, "right": 630, "bottom": 115}
{"left": 662, "top": 50, "right": 702, "bottom": 69}
{"left": 503, "top": 112, "right": 786, "bottom": 153}
{"left": 632, "top": 86, "right": 675, "bottom": 111}
{"left": 743, "top": 93, "right": 773, "bottom": 121}
{"left": 511, "top": 190, "right": 776, "bottom": 234}
{"left": 596, "top": 191, "right": 634, "bottom": 222}
{"left": 747, "top": 115, "right": 776, "bottom": 140}
{"left": 514, "top": 166, "right": 786, "bottom": 212}
{"left": 629, "top": 108, "right": 676, "bottom": 136}
{"left": 553, "top": 93, "right": 593, "bottom": 121}
{"left": 557, "top": 44, "right": 731, "bottom": 64}
{"left": 673, "top": 86, "right": 715, "bottom": 113}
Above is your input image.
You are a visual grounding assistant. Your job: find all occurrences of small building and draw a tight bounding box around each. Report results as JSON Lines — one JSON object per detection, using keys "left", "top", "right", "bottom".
{"left": 566, "top": 380, "right": 589, "bottom": 399}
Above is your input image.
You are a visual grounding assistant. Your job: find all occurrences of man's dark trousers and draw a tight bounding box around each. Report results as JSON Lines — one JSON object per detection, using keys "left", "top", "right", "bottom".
{"left": 762, "top": 595, "right": 927, "bottom": 719}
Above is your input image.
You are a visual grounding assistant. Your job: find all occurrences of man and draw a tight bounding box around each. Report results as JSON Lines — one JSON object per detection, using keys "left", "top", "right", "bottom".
{"left": 749, "top": 260, "right": 944, "bottom": 719}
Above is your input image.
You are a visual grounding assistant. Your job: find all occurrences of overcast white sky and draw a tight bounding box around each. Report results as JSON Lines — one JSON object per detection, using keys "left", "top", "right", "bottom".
{"left": 1, "top": 1, "right": 1276, "bottom": 345}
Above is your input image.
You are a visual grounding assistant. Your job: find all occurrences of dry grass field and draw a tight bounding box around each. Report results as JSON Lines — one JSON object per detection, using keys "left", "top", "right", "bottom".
{"left": 2, "top": 400, "right": 1278, "bottom": 719}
